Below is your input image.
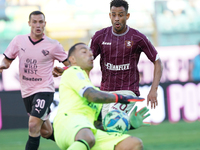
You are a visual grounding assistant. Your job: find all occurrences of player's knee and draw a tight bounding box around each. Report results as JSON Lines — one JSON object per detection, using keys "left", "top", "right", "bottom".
{"left": 40, "top": 128, "right": 51, "bottom": 138}
{"left": 88, "top": 138, "right": 95, "bottom": 148}
{"left": 130, "top": 137, "right": 143, "bottom": 150}
{"left": 116, "top": 136, "right": 143, "bottom": 150}
{"left": 77, "top": 135, "right": 95, "bottom": 148}
{"left": 29, "top": 122, "right": 40, "bottom": 134}
{"left": 82, "top": 135, "right": 95, "bottom": 148}
{"left": 76, "top": 128, "right": 96, "bottom": 148}
{"left": 40, "top": 120, "right": 53, "bottom": 138}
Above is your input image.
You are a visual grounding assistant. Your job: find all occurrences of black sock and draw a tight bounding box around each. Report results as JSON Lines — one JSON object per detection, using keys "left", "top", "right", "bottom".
{"left": 25, "top": 135, "right": 40, "bottom": 150}
{"left": 46, "top": 130, "right": 55, "bottom": 141}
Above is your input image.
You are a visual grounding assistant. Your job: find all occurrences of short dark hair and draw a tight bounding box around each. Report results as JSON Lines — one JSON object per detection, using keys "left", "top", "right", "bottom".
{"left": 67, "top": 43, "right": 86, "bottom": 59}
{"left": 110, "top": 0, "right": 129, "bottom": 13}
{"left": 29, "top": 11, "right": 45, "bottom": 21}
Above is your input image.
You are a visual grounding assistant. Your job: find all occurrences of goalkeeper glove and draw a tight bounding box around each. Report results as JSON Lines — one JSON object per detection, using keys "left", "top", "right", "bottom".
{"left": 113, "top": 93, "right": 145, "bottom": 104}
{"left": 129, "top": 106, "right": 151, "bottom": 129}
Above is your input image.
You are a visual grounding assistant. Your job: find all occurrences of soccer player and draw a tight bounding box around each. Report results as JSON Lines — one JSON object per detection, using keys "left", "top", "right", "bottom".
{"left": 0, "top": 11, "right": 68, "bottom": 150}
{"left": 88, "top": 0, "right": 163, "bottom": 119}
{"left": 53, "top": 42, "right": 146, "bottom": 150}
{"left": 52, "top": 0, "right": 163, "bottom": 120}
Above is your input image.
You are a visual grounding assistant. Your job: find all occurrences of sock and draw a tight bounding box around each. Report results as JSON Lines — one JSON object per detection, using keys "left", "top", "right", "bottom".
{"left": 46, "top": 130, "right": 55, "bottom": 141}
{"left": 67, "top": 140, "right": 90, "bottom": 150}
{"left": 25, "top": 135, "right": 40, "bottom": 150}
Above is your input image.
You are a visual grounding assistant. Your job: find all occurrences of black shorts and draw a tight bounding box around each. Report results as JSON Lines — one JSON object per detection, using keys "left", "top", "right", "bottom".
{"left": 23, "top": 92, "right": 54, "bottom": 120}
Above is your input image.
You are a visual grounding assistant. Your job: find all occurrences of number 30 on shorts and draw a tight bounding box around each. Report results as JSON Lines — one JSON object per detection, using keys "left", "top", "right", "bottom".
{"left": 35, "top": 99, "right": 46, "bottom": 109}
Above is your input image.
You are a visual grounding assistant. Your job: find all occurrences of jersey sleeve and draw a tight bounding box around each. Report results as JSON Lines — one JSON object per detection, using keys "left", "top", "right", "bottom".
{"left": 4, "top": 36, "right": 19, "bottom": 60}
{"left": 61, "top": 67, "right": 94, "bottom": 97}
{"left": 139, "top": 34, "right": 158, "bottom": 62}
{"left": 52, "top": 42, "right": 68, "bottom": 62}
{"left": 60, "top": 67, "right": 102, "bottom": 121}
{"left": 89, "top": 32, "right": 101, "bottom": 59}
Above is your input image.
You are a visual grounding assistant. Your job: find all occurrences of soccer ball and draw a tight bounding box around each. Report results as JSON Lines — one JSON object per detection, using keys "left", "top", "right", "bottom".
{"left": 103, "top": 110, "right": 130, "bottom": 134}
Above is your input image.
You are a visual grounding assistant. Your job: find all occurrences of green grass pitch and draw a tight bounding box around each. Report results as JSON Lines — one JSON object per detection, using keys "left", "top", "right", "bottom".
{"left": 0, "top": 120, "right": 199, "bottom": 150}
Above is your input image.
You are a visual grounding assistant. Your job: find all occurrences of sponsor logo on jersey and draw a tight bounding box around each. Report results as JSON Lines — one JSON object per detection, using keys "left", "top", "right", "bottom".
{"left": 24, "top": 58, "right": 38, "bottom": 74}
{"left": 105, "top": 63, "right": 130, "bottom": 71}
{"left": 42, "top": 50, "right": 49, "bottom": 56}
{"left": 102, "top": 41, "right": 111, "bottom": 45}
{"left": 125, "top": 40, "right": 133, "bottom": 48}
{"left": 22, "top": 75, "right": 42, "bottom": 81}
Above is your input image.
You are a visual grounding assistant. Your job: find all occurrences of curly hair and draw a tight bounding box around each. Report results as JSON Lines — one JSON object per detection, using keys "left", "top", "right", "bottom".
{"left": 110, "top": 0, "right": 129, "bottom": 12}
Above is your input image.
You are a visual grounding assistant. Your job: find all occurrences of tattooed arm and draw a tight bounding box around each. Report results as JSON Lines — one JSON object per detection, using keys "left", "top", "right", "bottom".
{"left": 83, "top": 87, "right": 144, "bottom": 104}
{"left": 83, "top": 87, "right": 116, "bottom": 103}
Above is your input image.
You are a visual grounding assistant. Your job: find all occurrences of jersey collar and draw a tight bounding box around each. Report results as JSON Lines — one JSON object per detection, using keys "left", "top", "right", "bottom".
{"left": 112, "top": 25, "right": 130, "bottom": 36}
{"left": 28, "top": 34, "right": 45, "bottom": 45}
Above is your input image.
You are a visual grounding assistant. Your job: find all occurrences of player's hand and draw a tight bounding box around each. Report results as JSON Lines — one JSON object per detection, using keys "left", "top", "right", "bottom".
{"left": 52, "top": 66, "right": 64, "bottom": 77}
{"left": 0, "top": 66, "right": 4, "bottom": 73}
{"left": 0, "top": 64, "right": 8, "bottom": 73}
{"left": 147, "top": 89, "right": 158, "bottom": 109}
{"left": 129, "top": 106, "right": 150, "bottom": 129}
{"left": 113, "top": 93, "right": 145, "bottom": 104}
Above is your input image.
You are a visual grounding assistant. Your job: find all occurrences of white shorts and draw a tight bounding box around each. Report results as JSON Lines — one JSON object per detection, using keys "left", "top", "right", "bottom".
{"left": 101, "top": 90, "right": 136, "bottom": 119}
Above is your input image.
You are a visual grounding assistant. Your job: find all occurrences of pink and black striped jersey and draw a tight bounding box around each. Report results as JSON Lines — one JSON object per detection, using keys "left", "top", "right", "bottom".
{"left": 89, "top": 26, "right": 158, "bottom": 96}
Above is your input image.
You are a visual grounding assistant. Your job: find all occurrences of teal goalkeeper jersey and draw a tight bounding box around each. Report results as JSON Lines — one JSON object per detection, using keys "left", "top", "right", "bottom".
{"left": 55, "top": 66, "right": 102, "bottom": 123}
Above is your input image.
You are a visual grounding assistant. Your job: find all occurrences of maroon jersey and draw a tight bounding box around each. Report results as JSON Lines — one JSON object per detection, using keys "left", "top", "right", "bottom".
{"left": 90, "top": 26, "right": 158, "bottom": 96}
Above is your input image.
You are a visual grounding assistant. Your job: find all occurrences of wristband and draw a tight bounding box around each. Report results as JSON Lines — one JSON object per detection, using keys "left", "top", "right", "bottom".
{"left": 63, "top": 66, "right": 69, "bottom": 70}
{"left": 113, "top": 93, "right": 119, "bottom": 103}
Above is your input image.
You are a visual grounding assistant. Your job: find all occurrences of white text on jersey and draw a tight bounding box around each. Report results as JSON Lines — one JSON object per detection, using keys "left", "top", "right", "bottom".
{"left": 102, "top": 41, "right": 111, "bottom": 45}
{"left": 105, "top": 63, "right": 130, "bottom": 71}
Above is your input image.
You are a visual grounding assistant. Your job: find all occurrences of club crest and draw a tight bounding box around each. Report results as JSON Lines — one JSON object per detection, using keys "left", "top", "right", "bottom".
{"left": 42, "top": 50, "right": 49, "bottom": 56}
{"left": 125, "top": 40, "right": 133, "bottom": 48}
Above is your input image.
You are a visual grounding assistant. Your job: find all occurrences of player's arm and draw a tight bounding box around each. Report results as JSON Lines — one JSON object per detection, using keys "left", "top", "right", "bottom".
{"left": 0, "top": 57, "right": 13, "bottom": 73}
{"left": 83, "top": 87, "right": 144, "bottom": 104}
{"left": 53, "top": 60, "right": 70, "bottom": 77}
{"left": 62, "top": 59, "right": 69, "bottom": 67}
{"left": 147, "top": 58, "right": 163, "bottom": 109}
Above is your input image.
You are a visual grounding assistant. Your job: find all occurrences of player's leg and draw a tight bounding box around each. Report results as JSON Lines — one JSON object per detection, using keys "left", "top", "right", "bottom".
{"left": 23, "top": 94, "right": 41, "bottom": 150}
{"left": 67, "top": 128, "right": 95, "bottom": 150}
{"left": 35, "top": 92, "right": 54, "bottom": 140}
{"left": 54, "top": 114, "right": 97, "bottom": 150}
{"left": 40, "top": 119, "right": 54, "bottom": 141}
{"left": 25, "top": 116, "right": 43, "bottom": 150}
{"left": 23, "top": 92, "right": 54, "bottom": 150}
{"left": 115, "top": 136, "right": 143, "bottom": 150}
{"left": 92, "top": 129, "right": 143, "bottom": 150}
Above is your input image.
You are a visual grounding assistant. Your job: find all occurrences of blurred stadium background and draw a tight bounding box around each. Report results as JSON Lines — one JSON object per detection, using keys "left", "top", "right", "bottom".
{"left": 1, "top": 0, "right": 200, "bottom": 51}
{"left": 0, "top": 0, "right": 200, "bottom": 149}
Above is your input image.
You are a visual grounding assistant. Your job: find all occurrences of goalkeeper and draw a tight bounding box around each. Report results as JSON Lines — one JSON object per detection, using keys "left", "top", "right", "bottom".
{"left": 53, "top": 43, "right": 149, "bottom": 150}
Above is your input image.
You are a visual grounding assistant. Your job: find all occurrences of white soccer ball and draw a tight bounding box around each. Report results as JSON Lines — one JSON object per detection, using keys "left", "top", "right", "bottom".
{"left": 103, "top": 110, "right": 130, "bottom": 134}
